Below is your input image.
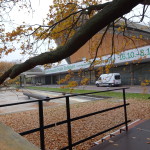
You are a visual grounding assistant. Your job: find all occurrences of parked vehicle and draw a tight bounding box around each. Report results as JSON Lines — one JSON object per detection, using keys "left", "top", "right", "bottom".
{"left": 35, "top": 82, "right": 42, "bottom": 86}
{"left": 95, "top": 73, "right": 121, "bottom": 87}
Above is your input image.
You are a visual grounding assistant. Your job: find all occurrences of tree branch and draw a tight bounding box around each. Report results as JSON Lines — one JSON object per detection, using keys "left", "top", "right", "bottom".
{"left": 141, "top": 0, "right": 150, "bottom": 5}
{"left": 0, "top": 0, "right": 143, "bottom": 84}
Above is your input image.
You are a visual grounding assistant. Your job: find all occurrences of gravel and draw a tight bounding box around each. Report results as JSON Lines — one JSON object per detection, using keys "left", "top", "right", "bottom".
{"left": 0, "top": 98, "right": 150, "bottom": 150}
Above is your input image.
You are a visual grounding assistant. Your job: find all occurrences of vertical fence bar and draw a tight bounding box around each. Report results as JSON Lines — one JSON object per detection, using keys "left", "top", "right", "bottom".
{"left": 38, "top": 100, "right": 45, "bottom": 150}
{"left": 66, "top": 96, "right": 73, "bottom": 150}
{"left": 123, "top": 88, "right": 128, "bottom": 131}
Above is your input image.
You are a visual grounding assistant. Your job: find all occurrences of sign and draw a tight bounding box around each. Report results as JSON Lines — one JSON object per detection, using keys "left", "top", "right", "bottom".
{"left": 113, "top": 45, "right": 150, "bottom": 63}
{"left": 45, "top": 61, "right": 91, "bottom": 74}
{"left": 45, "top": 45, "right": 150, "bottom": 74}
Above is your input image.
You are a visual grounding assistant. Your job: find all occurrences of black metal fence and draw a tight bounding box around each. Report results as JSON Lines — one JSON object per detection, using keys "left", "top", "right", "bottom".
{"left": 0, "top": 87, "right": 130, "bottom": 150}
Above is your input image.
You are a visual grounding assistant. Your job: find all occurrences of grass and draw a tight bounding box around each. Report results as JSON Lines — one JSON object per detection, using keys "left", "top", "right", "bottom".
{"left": 25, "top": 86, "right": 150, "bottom": 100}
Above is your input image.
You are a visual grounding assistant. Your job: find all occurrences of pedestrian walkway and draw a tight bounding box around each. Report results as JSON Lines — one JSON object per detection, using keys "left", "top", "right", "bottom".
{"left": 90, "top": 119, "right": 150, "bottom": 150}
{"left": 0, "top": 89, "right": 104, "bottom": 114}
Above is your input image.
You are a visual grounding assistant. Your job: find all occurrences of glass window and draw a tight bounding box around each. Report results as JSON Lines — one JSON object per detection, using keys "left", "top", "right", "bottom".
{"left": 115, "top": 75, "right": 120, "bottom": 80}
{"left": 98, "top": 77, "right": 101, "bottom": 80}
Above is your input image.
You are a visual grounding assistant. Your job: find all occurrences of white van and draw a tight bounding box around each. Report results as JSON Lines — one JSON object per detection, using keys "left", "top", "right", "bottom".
{"left": 95, "top": 73, "right": 121, "bottom": 87}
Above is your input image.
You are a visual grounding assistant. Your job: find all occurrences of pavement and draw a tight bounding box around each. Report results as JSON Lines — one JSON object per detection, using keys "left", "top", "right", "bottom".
{"left": 0, "top": 88, "right": 102, "bottom": 114}
{"left": 0, "top": 85, "right": 150, "bottom": 114}
{"left": 90, "top": 119, "right": 150, "bottom": 150}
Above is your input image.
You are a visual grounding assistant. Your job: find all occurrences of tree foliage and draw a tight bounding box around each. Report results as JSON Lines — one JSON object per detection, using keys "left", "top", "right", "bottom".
{"left": 0, "top": 61, "right": 14, "bottom": 73}
{"left": 0, "top": 0, "right": 150, "bottom": 85}
{"left": 0, "top": 61, "right": 19, "bottom": 85}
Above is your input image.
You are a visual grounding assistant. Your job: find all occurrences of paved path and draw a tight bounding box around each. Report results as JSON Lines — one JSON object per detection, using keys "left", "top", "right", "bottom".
{"left": 90, "top": 119, "right": 150, "bottom": 150}
{"left": 0, "top": 88, "right": 102, "bottom": 114}
{"left": 0, "top": 85, "right": 150, "bottom": 114}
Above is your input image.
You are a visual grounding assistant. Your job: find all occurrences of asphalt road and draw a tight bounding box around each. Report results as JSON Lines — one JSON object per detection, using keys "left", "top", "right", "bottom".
{"left": 41, "top": 85, "right": 150, "bottom": 94}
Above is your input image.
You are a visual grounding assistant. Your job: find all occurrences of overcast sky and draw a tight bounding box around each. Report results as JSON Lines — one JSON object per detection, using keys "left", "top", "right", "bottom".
{"left": 1, "top": 0, "right": 53, "bottom": 62}
{"left": 1, "top": 0, "right": 150, "bottom": 63}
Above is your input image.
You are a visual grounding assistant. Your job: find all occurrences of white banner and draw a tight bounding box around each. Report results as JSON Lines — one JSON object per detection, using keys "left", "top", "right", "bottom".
{"left": 45, "top": 45, "right": 150, "bottom": 74}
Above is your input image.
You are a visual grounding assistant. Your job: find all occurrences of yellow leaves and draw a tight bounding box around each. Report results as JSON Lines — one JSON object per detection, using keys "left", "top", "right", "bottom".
{"left": 20, "top": 44, "right": 25, "bottom": 50}
{"left": 125, "top": 62, "right": 129, "bottom": 65}
{"left": 5, "top": 77, "right": 20, "bottom": 85}
{"left": 57, "top": 79, "right": 65, "bottom": 84}
{"left": 46, "top": 0, "right": 80, "bottom": 44}
{"left": 0, "top": 47, "right": 5, "bottom": 54}
{"left": 7, "top": 26, "right": 24, "bottom": 37}
{"left": 0, "top": 61, "right": 14, "bottom": 72}
{"left": 137, "top": 57, "right": 143, "bottom": 63}
{"left": 15, "top": 81, "right": 20, "bottom": 85}
{"left": 139, "top": 35, "right": 143, "bottom": 39}
{"left": 57, "top": 69, "right": 74, "bottom": 84}
{"left": 145, "top": 80, "right": 150, "bottom": 83}
{"left": 68, "top": 81, "right": 78, "bottom": 88}
{"left": 44, "top": 64, "right": 52, "bottom": 69}
{"left": 5, "top": 48, "right": 14, "bottom": 55}
{"left": 16, "top": 88, "right": 20, "bottom": 92}
{"left": 65, "top": 74, "right": 72, "bottom": 81}
{"left": 104, "top": 62, "right": 114, "bottom": 74}
{"left": 96, "top": 67, "right": 103, "bottom": 76}
{"left": 80, "top": 77, "right": 89, "bottom": 85}
{"left": 93, "top": 60, "right": 101, "bottom": 65}
{"left": 117, "top": 26, "right": 124, "bottom": 32}
{"left": 141, "top": 80, "right": 150, "bottom": 87}
{"left": 131, "top": 35, "right": 136, "bottom": 39}
{"left": 27, "top": 27, "right": 32, "bottom": 31}
{"left": 68, "top": 69, "right": 74, "bottom": 75}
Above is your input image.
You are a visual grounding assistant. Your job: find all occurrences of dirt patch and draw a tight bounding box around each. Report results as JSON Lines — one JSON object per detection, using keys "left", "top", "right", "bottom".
{"left": 0, "top": 98, "right": 150, "bottom": 150}
{"left": 32, "top": 102, "right": 61, "bottom": 108}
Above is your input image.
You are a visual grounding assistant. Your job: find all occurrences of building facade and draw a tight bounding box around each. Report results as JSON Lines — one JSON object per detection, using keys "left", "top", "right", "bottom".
{"left": 29, "top": 22, "right": 150, "bottom": 86}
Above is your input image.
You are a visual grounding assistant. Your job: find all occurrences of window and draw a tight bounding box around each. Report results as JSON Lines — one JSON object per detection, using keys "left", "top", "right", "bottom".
{"left": 98, "top": 77, "right": 101, "bottom": 80}
{"left": 115, "top": 75, "right": 121, "bottom": 80}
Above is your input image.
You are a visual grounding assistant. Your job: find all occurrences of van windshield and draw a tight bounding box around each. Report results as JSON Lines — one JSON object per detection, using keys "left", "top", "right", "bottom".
{"left": 115, "top": 75, "right": 120, "bottom": 80}
{"left": 98, "top": 77, "right": 101, "bottom": 80}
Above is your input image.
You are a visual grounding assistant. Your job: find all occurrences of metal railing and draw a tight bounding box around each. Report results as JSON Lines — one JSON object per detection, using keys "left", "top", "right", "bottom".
{"left": 0, "top": 87, "right": 130, "bottom": 150}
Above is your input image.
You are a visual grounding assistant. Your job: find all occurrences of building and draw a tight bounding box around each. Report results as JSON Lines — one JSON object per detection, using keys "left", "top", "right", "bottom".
{"left": 26, "top": 22, "right": 150, "bottom": 86}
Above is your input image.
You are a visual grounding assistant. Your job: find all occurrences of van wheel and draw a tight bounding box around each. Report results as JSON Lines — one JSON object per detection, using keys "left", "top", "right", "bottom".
{"left": 96, "top": 84, "right": 99, "bottom": 87}
{"left": 109, "top": 83, "right": 112, "bottom": 87}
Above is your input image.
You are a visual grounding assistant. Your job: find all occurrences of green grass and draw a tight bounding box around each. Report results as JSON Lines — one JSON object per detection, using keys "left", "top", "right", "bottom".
{"left": 25, "top": 86, "right": 150, "bottom": 100}
{"left": 25, "top": 86, "right": 96, "bottom": 94}
{"left": 95, "top": 91, "right": 150, "bottom": 100}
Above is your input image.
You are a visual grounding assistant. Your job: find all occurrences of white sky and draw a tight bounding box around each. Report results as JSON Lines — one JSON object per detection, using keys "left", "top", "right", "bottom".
{"left": 1, "top": 0, "right": 54, "bottom": 62}
{"left": 1, "top": 0, "right": 150, "bottom": 63}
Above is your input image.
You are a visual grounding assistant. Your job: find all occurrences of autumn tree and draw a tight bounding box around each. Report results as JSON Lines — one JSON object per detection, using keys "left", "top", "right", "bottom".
{"left": 0, "top": 0, "right": 150, "bottom": 85}
{"left": 0, "top": 61, "right": 14, "bottom": 73}
{"left": 0, "top": 61, "right": 19, "bottom": 85}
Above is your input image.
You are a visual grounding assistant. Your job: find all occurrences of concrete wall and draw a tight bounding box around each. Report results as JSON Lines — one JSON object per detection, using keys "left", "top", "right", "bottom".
{"left": 0, "top": 122, "right": 39, "bottom": 150}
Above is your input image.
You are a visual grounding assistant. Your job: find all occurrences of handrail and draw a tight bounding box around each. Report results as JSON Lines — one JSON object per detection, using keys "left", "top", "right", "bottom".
{"left": 0, "top": 87, "right": 130, "bottom": 150}
{"left": 0, "top": 87, "right": 129, "bottom": 107}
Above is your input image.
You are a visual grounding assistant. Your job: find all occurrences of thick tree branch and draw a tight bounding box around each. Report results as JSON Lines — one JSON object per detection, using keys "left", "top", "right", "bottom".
{"left": 0, "top": 0, "right": 143, "bottom": 84}
{"left": 141, "top": 0, "right": 150, "bottom": 5}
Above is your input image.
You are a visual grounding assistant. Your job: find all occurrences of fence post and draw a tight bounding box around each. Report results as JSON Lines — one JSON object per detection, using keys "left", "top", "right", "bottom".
{"left": 123, "top": 88, "right": 128, "bottom": 131}
{"left": 38, "top": 100, "right": 45, "bottom": 150}
{"left": 66, "top": 96, "right": 73, "bottom": 150}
